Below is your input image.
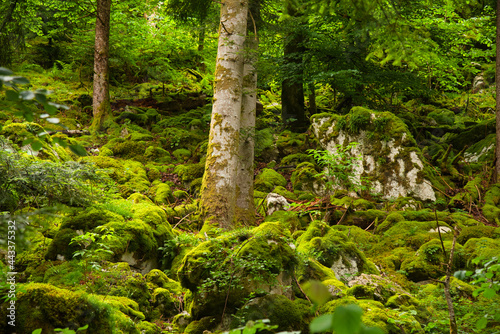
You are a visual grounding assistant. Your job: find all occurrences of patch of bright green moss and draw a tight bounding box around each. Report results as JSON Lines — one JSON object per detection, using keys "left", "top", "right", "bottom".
{"left": 254, "top": 168, "right": 287, "bottom": 192}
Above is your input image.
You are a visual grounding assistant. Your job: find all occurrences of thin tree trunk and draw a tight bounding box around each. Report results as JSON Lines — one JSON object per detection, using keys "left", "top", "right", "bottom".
{"left": 495, "top": 0, "right": 500, "bottom": 182}
{"left": 444, "top": 229, "right": 458, "bottom": 334}
{"left": 235, "top": 30, "right": 258, "bottom": 226}
{"left": 281, "top": 4, "right": 308, "bottom": 132}
{"left": 91, "top": 0, "right": 112, "bottom": 132}
{"left": 200, "top": 0, "right": 248, "bottom": 230}
{"left": 197, "top": 24, "right": 206, "bottom": 72}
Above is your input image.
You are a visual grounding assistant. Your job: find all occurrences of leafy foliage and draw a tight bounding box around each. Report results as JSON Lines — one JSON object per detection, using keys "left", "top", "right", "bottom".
{"left": 0, "top": 148, "right": 104, "bottom": 213}
{"left": 308, "top": 142, "right": 370, "bottom": 193}
{"left": 455, "top": 256, "right": 500, "bottom": 330}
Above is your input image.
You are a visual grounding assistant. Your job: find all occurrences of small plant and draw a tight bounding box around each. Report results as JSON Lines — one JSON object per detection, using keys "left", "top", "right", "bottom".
{"left": 70, "top": 226, "right": 117, "bottom": 290}
{"left": 307, "top": 142, "right": 370, "bottom": 194}
{"left": 32, "top": 324, "right": 88, "bottom": 334}
{"left": 310, "top": 304, "right": 384, "bottom": 334}
{"left": 224, "top": 319, "right": 278, "bottom": 334}
{"left": 455, "top": 256, "right": 500, "bottom": 330}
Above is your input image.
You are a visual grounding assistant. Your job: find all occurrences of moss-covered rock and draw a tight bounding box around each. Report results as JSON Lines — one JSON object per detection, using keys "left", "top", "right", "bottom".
{"left": 291, "top": 162, "right": 321, "bottom": 194}
{"left": 254, "top": 168, "right": 287, "bottom": 192}
{"left": 483, "top": 185, "right": 500, "bottom": 225}
{"left": 311, "top": 108, "right": 440, "bottom": 201}
{"left": 231, "top": 294, "right": 310, "bottom": 332}
{"left": 0, "top": 283, "right": 140, "bottom": 334}
{"left": 319, "top": 296, "right": 424, "bottom": 334}
{"left": 463, "top": 237, "right": 500, "bottom": 264}
{"left": 82, "top": 156, "right": 150, "bottom": 198}
{"left": 400, "top": 239, "right": 465, "bottom": 281}
{"left": 177, "top": 223, "right": 297, "bottom": 319}
{"left": 346, "top": 273, "right": 414, "bottom": 305}
{"left": 296, "top": 221, "right": 378, "bottom": 282}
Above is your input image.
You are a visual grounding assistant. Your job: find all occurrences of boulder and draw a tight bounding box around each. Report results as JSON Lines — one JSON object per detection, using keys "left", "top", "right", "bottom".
{"left": 311, "top": 107, "right": 438, "bottom": 201}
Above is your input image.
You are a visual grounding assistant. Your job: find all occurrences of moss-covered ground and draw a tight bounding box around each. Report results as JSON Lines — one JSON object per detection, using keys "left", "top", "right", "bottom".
{"left": 1, "top": 66, "right": 499, "bottom": 334}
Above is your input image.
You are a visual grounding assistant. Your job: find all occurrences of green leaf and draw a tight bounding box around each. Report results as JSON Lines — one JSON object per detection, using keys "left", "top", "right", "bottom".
{"left": 52, "top": 137, "right": 69, "bottom": 147}
{"left": 35, "top": 93, "right": 47, "bottom": 104}
{"left": 482, "top": 287, "right": 497, "bottom": 299}
{"left": 5, "top": 90, "right": 19, "bottom": 101}
{"left": 476, "top": 317, "right": 488, "bottom": 330}
{"left": 69, "top": 145, "right": 87, "bottom": 156}
{"left": 360, "top": 325, "right": 385, "bottom": 334}
{"left": 43, "top": 103, "right": 58, "bottom": 115}
{"left": 310, "top": 314, "right": 334, "bottom": 333}
{"left": 333, "top": 305, "right": 363, "bottom": 334}
{"left": 12, "top": 76, "right": 30, "bottom": 85}
{"left": 77, "top": 324, "right": 89, "bottom": 331}
{"left": 20, "top": 90, "right": 35, "bottom": 100}
{"left": 22, "top": 138, "right": 34, "bottom": 146}
{"left": 31, "top": 140, "right": 44, "bottom": 151}
{"left": 0, "top": 67, "right": 13, "bottom": 75}
{"left": 303, "top": 280, "right": 332, "bottom": 306}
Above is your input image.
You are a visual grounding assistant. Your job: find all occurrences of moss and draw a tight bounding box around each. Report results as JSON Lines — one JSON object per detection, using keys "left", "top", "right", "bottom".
{"left": 254, "top": 168, "right": 287, "bottom": 192}
{"left": 43, "top": 260, "right": 85, "bottom": 288}
{"left": 174, "top": 189, "right": 189, "bottom": 199}
{"left": 273, "top": 185, "right": 298, "bottom": 200}
{"left": 145, "top": 269, "right": 184, "bottom": 296}
{"left": 173, "top": 148, "right": 192, "bottom": 161}
{"left": 291, "top": 162, "right": 320, "bottom": 192}
{"left": 45, "top": 228, "right": 79, "bottom": 260}
{"left": 400, "top": 239, "right": 465, "bottom": 281}
{"left": 457, "top": 225, "right": 497, "bottom": 244}
{"left": 153, "top": 183, "right": 174, "bottom": 205}
{"left": 135, "top": 321, "right": 162, "bottom": 334}
{"left": 372, "top": 220, "right": 452, "bottom": 254}
{"left": 144, "top": 146, "right": 172, "bottom": 163}
{"left": 483, "top": 185, "right": 500, "bottom": 224}
{"left": 281, "top": 152, "right": 314, "bottom": 165}
{"left": 178, "top": 224, "right": 297, "bottom": 318}
{"left": 174, "top": 162, "right": 205, "bottom": 182}
{"left": 102, "top": 138, "right": 150, "bottom": 162}
{"left": 427, "top": 109, "right": 455, "bottom": 125}
{"left": 82, "top": 156, "right": 150, "bottom": 198}
{"left": 319, "top": 297, "right": 424, "bottom": 334}
{"left": 184, "top": 316, "right": 217, "bottom": 334}
{"left": 104, "top": 295, "right": 145, "bottom": 320}
{"left": 3, "top": 283, "right": 114, "bottom": 333}
{"left": 264, "top": 210, "right": 301, "bottom": 233}
{"left": 231, "top": 295, "right": 308, "bottom": 332}
{"left": 297, "top": 221, "right": 378, "bottom": 281}
{"left": 449, "top": 176, "right": 483, "bottom": 208}
{"left": 463, "top": 237, "right": 500, "bottom": 264}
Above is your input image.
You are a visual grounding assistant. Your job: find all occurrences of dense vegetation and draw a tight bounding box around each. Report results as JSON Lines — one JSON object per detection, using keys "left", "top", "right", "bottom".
{"left": 0, "top": 0, "right": 499, "bottom": 333}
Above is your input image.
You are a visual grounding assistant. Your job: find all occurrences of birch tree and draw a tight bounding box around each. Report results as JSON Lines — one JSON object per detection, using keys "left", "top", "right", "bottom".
{"left": 235, "top": 31, "right": 258, "bottom": 226}
{"left": 200, "top": 0, "right": 249, "bottom": 230}
{"left": 91, "top": 0, "right": 112, "bottom": 132}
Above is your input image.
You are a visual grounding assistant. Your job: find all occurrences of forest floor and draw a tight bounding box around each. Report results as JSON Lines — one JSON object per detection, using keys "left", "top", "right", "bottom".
{"left": 1, "top": 68, "right": 500, "bottom": 334}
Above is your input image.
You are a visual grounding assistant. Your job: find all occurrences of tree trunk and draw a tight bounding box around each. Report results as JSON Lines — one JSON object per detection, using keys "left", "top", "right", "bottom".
{"left": 496, "top": 0, "right": 500, "bottom": 182}
{"left": 281, "top": 5, "right": 308, "bottom": 132}
{"left": 197, "top": 24, "right": 206, "bottom": 72}
{"left": 235, "top": 30, "right": 258, "bottom": 226}
{"left": 200, "top": 0, "right": 248, "bottom": 230}
{"left": 91, "top": 0, "right": 112, "bottom": 132}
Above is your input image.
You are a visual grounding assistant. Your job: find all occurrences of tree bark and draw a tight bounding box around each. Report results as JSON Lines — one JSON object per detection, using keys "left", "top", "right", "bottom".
{"left": 91, "top": 0, "right": 112, "bottom": 132}
{"left": 281, "top": 5, "right": 308, "bottom": 132}
{"left": 200, "top": 0, "right": 248, "bottom": 230}
{"left": 496, "top": 0, "right": 500, "bottom": 182}
{"left": 235, "top": 30, "right": 258, "bottom": 226}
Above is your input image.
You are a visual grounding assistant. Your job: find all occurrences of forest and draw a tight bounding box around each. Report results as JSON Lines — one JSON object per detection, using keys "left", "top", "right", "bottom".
{"left": 0, "top": 0, "right": 500, "bottom": 333}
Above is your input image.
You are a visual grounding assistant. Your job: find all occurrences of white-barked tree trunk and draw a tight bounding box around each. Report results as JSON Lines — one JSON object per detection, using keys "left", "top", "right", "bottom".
{"left": 200, "top": 0, "right": 249, "bottom": 230}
